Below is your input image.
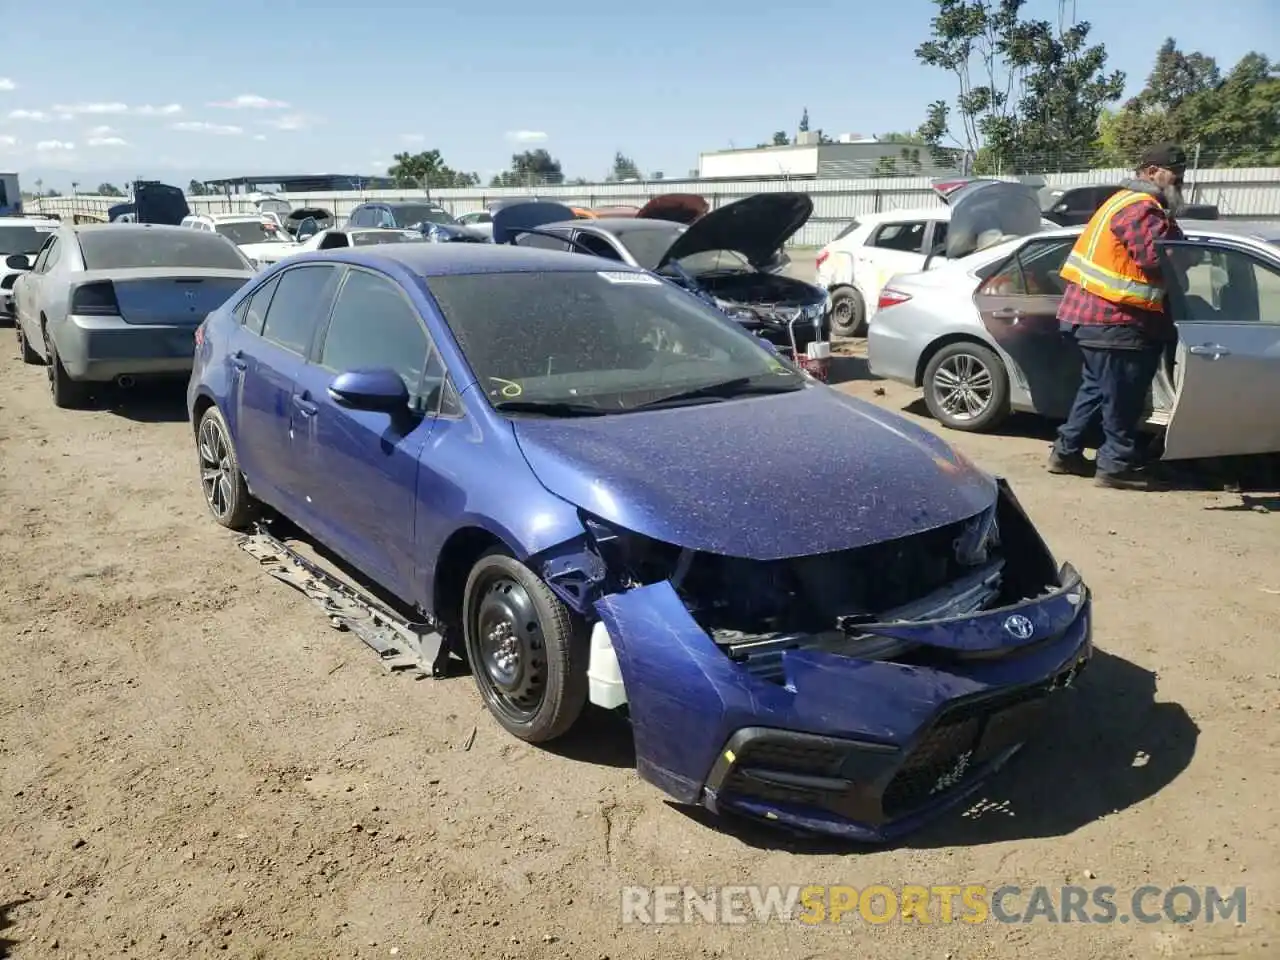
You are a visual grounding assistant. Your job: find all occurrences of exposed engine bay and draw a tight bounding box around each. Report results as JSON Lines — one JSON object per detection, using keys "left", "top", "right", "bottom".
{"left": 588, "top": 486, "right": 1061, "bottom": 682}
{"left": 686, "top": 269, "right": 829, "bottom": 310}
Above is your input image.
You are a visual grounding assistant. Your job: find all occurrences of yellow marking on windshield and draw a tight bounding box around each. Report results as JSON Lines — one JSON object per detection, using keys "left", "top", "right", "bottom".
{"left": 489, "top": 377, "right": 523, "bottom": 398}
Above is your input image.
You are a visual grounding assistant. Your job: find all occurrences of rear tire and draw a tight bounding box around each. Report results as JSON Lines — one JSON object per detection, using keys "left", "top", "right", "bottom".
{"left": 462, "top": 550, "right": 588, "bottom": 743}
{"left": 922, "top": 341, "right": 1011, "bottom": 433}
{"left": 196, "top": 405, "right": 258, "bottom": 529}
{"left": 44, "top": 329, "right": 89, "bottom": 409}
{"left": 829, "top": 286, "right": 866, "bottom": 337}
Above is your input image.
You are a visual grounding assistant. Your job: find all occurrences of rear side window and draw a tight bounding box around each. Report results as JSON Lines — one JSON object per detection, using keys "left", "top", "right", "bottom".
{"left": 979, "top": 239, "right": 1075, "bottom": 296}
{"left": 832, "top": 219, "right": 861, "bottom": 242}
{"left": 317, "top": 268, "right": 430, "bottom": 399}
{"left": 869, "top": 221, "right": 927, "bottom": 253}
{"left": 260, "top": 264, "right": 341, "bottom": 355}
{"left": 237, "top": 274, "right": 282, "bottom": 335}
{"left": 78, "top": 229, "right": 250, "bottom": 270}
{"left": 514, "top": 232, "right": 571, "bottom": 252}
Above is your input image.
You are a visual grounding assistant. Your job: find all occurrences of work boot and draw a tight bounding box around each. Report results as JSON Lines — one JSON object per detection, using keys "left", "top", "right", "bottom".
{"left": 1094, "top": 468, "right": 1160, "bottom": 491}
{"left": 1047, "top": 450, "right": 1092, "bottom": 477}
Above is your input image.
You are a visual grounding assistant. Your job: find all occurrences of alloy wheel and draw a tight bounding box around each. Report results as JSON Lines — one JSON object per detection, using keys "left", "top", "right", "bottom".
{"left": 931, "top": 352, "right": 994, "bottom": 422}
{"left": 197, "top": 416, "right": 235, "bottom": 520}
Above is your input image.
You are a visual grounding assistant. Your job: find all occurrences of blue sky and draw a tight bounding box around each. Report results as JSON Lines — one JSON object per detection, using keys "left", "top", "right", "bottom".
{"left": 0, "top": 0, "right": 1272, "bottom": 190}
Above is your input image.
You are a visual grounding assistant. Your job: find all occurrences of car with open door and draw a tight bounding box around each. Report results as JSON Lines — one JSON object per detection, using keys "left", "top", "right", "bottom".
{"left": 866, "top": 179, "right": 1280, "bottom": 460}
{"left": 494, "top": 194, "right": 832, "bottom": 377}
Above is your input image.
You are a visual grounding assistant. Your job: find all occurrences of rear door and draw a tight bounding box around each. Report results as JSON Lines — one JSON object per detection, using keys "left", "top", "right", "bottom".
{"left": 856, "top": 218, "right": 930, "bottom": 311}
{"left": 973, "top": 235, "right": 1080, "bottom": 418}
{"left": 289, "top": 266, "right": 441, "bottom": 598}
{"left": 1160, "top": 240, "right": 1280, "bottom": 459}
{"left": 232, "top": 263, "right": 342, "bottom": 514}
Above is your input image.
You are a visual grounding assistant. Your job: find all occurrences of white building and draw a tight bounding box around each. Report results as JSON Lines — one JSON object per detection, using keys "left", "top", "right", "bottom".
{"left": 698, "top": 132, "right": 963, "bottom": 180}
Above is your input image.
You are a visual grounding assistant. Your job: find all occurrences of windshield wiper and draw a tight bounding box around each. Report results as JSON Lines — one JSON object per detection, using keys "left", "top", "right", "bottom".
{"left": 492, "top": 399, "right": 610, "bottom": 417}
{"left": 636, "top": 376, "right": 803, "bottom": 409}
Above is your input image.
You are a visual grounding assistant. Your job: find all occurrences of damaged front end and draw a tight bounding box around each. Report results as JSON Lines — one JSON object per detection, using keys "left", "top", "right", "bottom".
{"left": 532, "top": 478, "right": 1091, "bottom": 841}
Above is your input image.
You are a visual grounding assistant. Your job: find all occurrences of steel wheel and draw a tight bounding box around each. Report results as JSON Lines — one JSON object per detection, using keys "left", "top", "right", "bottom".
{"left": 471, "top": 573, "right": 548, "bottom": 724}
{"left": 198, "top": 415, "right": 236, "bottom": 521}
{"left": 931, "top": 352, "right": 995, "bottom": 422}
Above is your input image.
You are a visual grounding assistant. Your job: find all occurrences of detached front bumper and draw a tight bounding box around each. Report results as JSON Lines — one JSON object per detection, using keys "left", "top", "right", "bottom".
{"left": 594, "top": 565, "right": 1091, "bottom": 841}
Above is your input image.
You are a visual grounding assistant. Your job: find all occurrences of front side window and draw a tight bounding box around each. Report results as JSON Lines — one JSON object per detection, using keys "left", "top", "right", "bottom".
{"left": 259, "top": 264, "right": 341, "bottom": 355}
{"left": 317, "top": 268, "right": 430, "bottom": 398}
{"left": 1166, "top": 243, "right": 1280, "bottom": 323}
{"left": 426, "top": 269, "right": 804, "bottom": 414}
{"left": 514, "top": 231, "right": 571, "bottom": 252}
{"left": 39, "top": 237, "right": 61, "bottom": 271}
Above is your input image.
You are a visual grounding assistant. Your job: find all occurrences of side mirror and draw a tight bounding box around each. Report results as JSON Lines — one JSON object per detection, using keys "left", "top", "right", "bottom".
{"left": 328, "top": 368, "right": 410, "bottom": 412}
{"left": 5, "top": 253, "right": 31, "bottom": 270}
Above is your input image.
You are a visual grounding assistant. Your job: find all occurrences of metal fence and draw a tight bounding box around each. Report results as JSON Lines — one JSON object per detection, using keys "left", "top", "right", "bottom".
{"left": 25, "top": 166, "right": 1280, "bottom": 247}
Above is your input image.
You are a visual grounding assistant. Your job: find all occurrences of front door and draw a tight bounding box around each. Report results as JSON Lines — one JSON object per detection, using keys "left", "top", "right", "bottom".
{"left": 291, "top": 266, "right": 440, "bottom": 600}
{"left": 1160, "top": 240, "right": 1280, "bottom": 460}
{"left": 973, "top": 236, "right": 1079, "bottom": 418}
{"left": 233, "top": 263, "right": 342, "bottom": 515}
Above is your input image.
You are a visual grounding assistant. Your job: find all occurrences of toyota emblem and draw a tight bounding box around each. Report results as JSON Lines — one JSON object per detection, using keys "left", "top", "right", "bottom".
{"left": 1003, "top": 614, "right": 1034, "bottom": 640}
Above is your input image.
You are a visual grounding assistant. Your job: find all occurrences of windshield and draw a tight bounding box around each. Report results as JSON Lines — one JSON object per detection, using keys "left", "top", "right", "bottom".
{"left": 0, "top": 226, "right": 53, "bottom": 255}
{"left": 215, "top": 220, "right": 287, "bottom": 245}
{"left": 611, "top": 223, "right": 686, "bottom": 271}
{"left": 351, "top": 230, "right": 420, "bottom": 246}
{"left": 426, "top": 270, "right": 804, "bottom": 414}
{"left": 390, "top": 204, "right": 456, "bottom": 227}
{"left": 79, "top": 230, "right": 251, "bottom": 270}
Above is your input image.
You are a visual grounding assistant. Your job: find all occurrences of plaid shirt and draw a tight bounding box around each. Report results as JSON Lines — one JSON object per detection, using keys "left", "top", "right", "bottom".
{"left": 1058, "top": 194, "right": 1185, "bottom": 342}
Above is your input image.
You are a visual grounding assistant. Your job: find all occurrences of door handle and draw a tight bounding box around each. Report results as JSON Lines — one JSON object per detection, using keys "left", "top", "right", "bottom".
{"left": 990, "top": 307, "right": 1024, "bottom": 321}
{"left": 292, "top": 395, "right": 318, "bottom": 417}
{"left": 1188, "top": 343, "right": 1231, "bottom": 359}
{"left": 229, "top": 350, "right": 247, "bottom": 371}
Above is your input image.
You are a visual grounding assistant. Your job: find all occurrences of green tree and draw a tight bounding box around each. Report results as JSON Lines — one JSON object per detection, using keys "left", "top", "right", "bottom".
{"left": 772, "top": 131, "right": 790, "bottom": 146}
{"left": 387, "top": 149, "right": 480, "bottom": 189}
{"left": 915, "top": 0, "right": 1124, "bottom": 173}
{"left": 490, "top": 149, "right": 564, "bottom": 187}
{"left": 187, "top": 179, "right": 208, "bottom": 196}
{"left": 611, "top": 151, "right": 641, "bottom": 180}
{"left": 96, "top": 182, "right": 124, "bottom": 196}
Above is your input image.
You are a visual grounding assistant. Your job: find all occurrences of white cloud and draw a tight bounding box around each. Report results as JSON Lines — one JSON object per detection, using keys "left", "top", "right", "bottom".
{"left": 400, "top": 133, "right": 425, "bottom": 144}
{"left": 135, "top": 103, "right": 183, "bottom": 116}
{"left": 266, "top": 113, "right": 319, "bottom": 131}
{"left": 252, "top": 134, "right": 267, "bottom": 141}
{"left": 0, "top": 78, "right": 16, "bottom": 91}
{"left": 0, "top": 135, "right": 17, "bottom": 147}
{"left": 53, "top": 102, "right": 129, "bottom": 115}
{"left": 210, "top": 94, "right": 288, "bottom": 109}
{"left": 505, "top": 130, "right": 548, "bottom": 143}
{"left": 171, "top": 121, "right": 243, "bottom": 135}
{"left": 36, "top": 140, "right": 74, "bottom": 152}
{"left": 86, "top": 125, "right": 116, "bottom": 137}
{"left": 8, "top": 109, "right": 49, "bottom": 121}
{"left": 87, "top": 136, "right": 128, "bottom": 147}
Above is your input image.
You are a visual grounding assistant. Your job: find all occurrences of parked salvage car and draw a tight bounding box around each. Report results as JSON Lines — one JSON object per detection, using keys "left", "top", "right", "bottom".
{"left": 187, "top": 242, "right": 1091, "bottom": 840}
{"left": 293, "top": 227, "right": 426, "bottom": 252}
{"left": 346, "top": 200, "right": 485, "bottom": 243}
{"left": 867, "top": 182, "right": 1280, "bottom": 460}
{"left": 107, "top": 180, "right": 190, "bottom": 225}
{"left": 495, "top": 195, "right": 831, "bottom": 372}
{"left": 1038, "top": 183, "right": 1220, "bottom": 226}
{"left": 0, "top": 217, "right": 59, "bottom": 326}
{"left": 12, "top": 223, "right": 254, "bottom": 407}
{"left": 181, "top": 213, "right": 300, "bottom": 270}
{"left": 283, "top": 207, "right": 335, "bottom": 236}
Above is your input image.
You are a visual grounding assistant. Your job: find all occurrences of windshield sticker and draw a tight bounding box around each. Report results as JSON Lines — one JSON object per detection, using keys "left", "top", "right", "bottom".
{"left": 489, "top": 377, "right": 523, "bottom": 398}
{"left": 597, "top": 271, "right": 661, "bottom": 285}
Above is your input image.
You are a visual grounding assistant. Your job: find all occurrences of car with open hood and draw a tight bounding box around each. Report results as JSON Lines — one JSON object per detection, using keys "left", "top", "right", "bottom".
{"left": 107, "top": 180, "right": 191, "bottom": 225}
{"left": 866, "top": 179, "right": 1280, "bottom": 461}
{"left": 494, "top": 194, "right": 832, "bottom": 374}
{"left": 346, "top": 200, "right": 486, "bottom": 244}
{"left": 186, "top": 242, "right": 1091, "bottom": 841}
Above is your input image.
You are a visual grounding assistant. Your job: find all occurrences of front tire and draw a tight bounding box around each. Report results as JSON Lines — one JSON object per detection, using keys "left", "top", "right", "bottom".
{"left": 829, "top": 286, "right": 866, "bottom": 337}
{"left": 463, "top": 550, "right": 588, "bottom": 743}
{"left": 17, "top": 322, "right": 40, "bottom": 364}
{"left": 922, "top": 341, "right": 1011, "bottom": 432}
{"left": 196, "top": 405, "right": 258, "bottom": 529}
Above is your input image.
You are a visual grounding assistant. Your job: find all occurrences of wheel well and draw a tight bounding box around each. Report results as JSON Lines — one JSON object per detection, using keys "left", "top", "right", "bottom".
{"left": 191, "top": 394, "right": 216, "bottom": 435}
{"left": 432, "top": 527, "right": 504, "bottom": 632}
{"left": 914, "top": 334, "right": 995, "bottom": 387}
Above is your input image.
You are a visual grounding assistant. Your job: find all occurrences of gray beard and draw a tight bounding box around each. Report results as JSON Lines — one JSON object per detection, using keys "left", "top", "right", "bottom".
{"left": 1163, "top": 183, "right": 1185, "bottom": 211}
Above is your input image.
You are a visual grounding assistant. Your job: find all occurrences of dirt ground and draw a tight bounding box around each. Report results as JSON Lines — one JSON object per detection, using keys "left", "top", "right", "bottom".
{"left": 1, "top": 317, "right": 1278, "bottom": 959}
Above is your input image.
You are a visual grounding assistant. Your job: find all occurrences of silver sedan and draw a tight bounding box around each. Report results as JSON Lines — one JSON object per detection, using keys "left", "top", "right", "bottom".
{"left": 12, "top": 223, "right": 255, "bottom": 408}
{"left": 866, "top": 219, "right": 1280, "bottom": 461}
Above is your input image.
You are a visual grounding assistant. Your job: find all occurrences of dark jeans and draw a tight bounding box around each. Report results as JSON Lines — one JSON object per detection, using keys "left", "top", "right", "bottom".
{"left": 1053, "top": 345, "right": 1162, "bottom": 475}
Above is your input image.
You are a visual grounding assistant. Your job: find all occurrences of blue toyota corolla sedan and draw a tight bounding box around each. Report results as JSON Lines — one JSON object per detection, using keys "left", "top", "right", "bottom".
{"left": 187, "top": 243, "right": 1092, "bottom": 841}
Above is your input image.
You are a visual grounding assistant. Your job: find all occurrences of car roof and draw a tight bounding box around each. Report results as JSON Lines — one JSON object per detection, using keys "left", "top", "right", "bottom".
{"left": 857, "top": 206, "right": 949, "bottom": 225}
{"left": 310, "top": 243, "right": 648, "bottom": 277}
{"left": 0, "top": 217, "right": 59, "bottom": 227}
{"left": 1182, "top": 219, "right": 1280, "bottom": 243}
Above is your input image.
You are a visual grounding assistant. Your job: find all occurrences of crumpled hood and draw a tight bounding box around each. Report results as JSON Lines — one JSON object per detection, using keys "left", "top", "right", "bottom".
{"left": 511, "top": 386, "right": 996, "bottom": 560}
